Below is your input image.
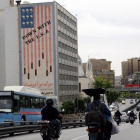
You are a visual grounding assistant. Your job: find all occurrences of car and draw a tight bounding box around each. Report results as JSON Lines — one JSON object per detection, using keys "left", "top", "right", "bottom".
{"left": 122, "top": 100, "right": 126, "bottom": 104}
{"left": 130, "top": 99, "right": 133, "bottom": 104}
{"left": 120, "top": 112, "right": 129, "bottom": 123}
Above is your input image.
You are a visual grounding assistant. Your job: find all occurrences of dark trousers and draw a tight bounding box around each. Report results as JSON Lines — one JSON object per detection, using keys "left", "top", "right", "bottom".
{"left": 52, "top": 119, "right": 61, "bottom": 135}
{"left": 104, "top": 120, "right": 112, "bottom": 139}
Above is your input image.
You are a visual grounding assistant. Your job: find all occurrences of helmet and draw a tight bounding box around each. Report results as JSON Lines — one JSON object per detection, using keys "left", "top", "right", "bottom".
{"left": 46, "top": 99, "right": 54, "bottom": 106}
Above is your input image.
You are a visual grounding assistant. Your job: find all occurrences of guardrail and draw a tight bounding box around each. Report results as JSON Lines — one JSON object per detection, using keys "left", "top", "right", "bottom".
{"left": 122, "top": 100, "right": 140, "bottom": 112}
{"left": 0, "top": 120, "right": 85, "bottom": 136}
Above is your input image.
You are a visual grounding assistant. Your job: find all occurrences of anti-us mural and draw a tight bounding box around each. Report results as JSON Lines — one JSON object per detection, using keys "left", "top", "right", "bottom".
{"left": 19, "top": 4, "right": 56, "bottom": 96}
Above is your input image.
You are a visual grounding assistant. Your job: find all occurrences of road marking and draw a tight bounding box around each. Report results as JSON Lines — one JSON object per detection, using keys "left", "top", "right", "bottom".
{"left": 71, "top": 134, "right": 88, "bottom": 140}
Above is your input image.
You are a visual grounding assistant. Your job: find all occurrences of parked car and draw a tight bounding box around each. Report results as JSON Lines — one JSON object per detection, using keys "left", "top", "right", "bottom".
{"left": 122, "top": 100, "right": 126, "bottom": 104}
{"left": 120, "top": 112, "right": 129, "bottom": 123}
{"left": 130, "top": 99, "right": 133, "bottom": 104}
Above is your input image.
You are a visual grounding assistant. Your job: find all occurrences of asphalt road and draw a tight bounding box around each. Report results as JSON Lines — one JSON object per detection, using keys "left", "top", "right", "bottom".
{"left": 1, "top": 120, "right": 140, "bottom": 140}
{"left": 0, "top": 99, "right": 138, "bottom": 140}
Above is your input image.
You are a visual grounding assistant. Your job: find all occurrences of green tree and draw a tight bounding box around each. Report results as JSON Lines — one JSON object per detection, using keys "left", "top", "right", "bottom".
{"left": 62, "top": 101, "right": 75, "bottom": 114}
{"left": 93, "top": 76, "right": 119, "bottom": 105}
{"left": 84, "top": 97, "right": 91, "bottom": 106}
{"left": 93, "top": 76, "right": 113, "bottom": 89}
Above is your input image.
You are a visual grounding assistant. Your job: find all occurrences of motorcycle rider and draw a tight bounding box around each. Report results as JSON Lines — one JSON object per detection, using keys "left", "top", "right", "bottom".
{"left": 41, "top": 99, "right": 63, "bottom": 138}
{"left": 114, "top": 110, "right": 122, "bottom": 123}
{"left": 86, "top": 94, "right": 112, "bottom": 140}
{"left": 129, "top": 110, "right": 135, "bottom": 121}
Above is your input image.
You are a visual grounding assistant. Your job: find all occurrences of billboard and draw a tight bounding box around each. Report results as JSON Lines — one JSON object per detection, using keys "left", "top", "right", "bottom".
{"left": 19, "top": 4, "right": 57, "bottom": 96}
{"left": 125, "top": 84, "right": 140, "bottom": 88}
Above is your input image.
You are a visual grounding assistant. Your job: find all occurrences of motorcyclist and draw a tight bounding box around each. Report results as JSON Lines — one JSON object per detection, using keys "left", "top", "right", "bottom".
{"left": 129, "top": 111, "right": 135, "bottom": 121}
{"left": 41, "top": 99, "right": 63, "bottom": 138}
{"left": 86, "top": 94, "right": 112, "bottom": 140}
{"left": 114, "top": 110, "right": 122, "bottom": 123}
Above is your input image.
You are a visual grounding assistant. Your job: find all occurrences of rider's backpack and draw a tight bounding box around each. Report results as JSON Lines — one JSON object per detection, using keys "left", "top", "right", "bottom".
{"left": 85, "top": 102, "right": 106, "bottom": 126}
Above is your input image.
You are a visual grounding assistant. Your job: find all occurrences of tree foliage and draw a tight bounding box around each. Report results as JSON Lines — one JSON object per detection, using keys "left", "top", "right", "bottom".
{"left": 62, "top": 101, "right": 75, "bottom": 114}
{"left": 93, "top": 76, "right": 113, "bottom": 89}
{"left": 93, "top": 76, "right": 120, "bottom": 105}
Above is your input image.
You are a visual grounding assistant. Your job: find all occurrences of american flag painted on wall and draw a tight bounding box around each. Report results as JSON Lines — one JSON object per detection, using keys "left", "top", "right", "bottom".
{"left": 20, "top": 5, "right": 53, "bottom": 79}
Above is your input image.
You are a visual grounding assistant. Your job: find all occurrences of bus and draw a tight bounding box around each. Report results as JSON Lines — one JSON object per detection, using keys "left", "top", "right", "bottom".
{"left": 0, "top": 86, "right": 46, "bottom": 123}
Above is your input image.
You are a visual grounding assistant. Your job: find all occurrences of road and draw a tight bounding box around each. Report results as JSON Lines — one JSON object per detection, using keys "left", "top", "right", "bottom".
{"left": 1, "top": 120, "right": 140, "bottom": 140}
{"left": 0, "top": 99, "right": 138, "bottom": 140}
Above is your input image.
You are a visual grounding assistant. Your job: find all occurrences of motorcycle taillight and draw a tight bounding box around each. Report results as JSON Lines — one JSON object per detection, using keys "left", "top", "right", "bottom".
{"left": 41, "top": 125, "right": 47, "bottom": 129}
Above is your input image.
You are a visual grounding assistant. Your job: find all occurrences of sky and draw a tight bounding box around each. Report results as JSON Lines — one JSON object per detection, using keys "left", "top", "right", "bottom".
{"left": 21, "top": 0, "right": 140, "bottom": 76}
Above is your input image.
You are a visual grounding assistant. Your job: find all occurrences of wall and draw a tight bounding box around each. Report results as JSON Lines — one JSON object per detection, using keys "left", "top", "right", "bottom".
{"left": 18, "top": 3, "right": 57, "bottom": 96}
{"left": 5, "top": 7, "right": 20, "bottom": 86}
{"left": 0, "top": 10, "right": 6, "bottom": 90}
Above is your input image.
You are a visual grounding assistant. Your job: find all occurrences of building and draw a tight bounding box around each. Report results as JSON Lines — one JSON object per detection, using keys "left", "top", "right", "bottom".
{"left": 115, "top": 76, "right": 122, "bottom": 89}
{"left": 0, "top": 0, "right": 20, "bottom": 91}
{"left": 78, "top": 57, "right": 94, "bottom": 98}
{"left": 89, "top": 59, "right": 111, "bottom": 71}
{"left": 93, "top": 70, "right": 115, "bottom": 87}
{"left": 121, "top": 57, "right": 140, "bottom": 85}
{"left": 0, "top": 0, "right": 79, "bottom": 103}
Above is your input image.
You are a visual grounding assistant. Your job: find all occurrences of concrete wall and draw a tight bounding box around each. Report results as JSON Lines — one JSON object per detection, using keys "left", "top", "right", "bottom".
{"left": 0, "top": 0, "right": 12, "bottom": 9}
{"left": 5, "top": 7, "right": 20, "bottom": 86}
{"left": 0, "top": 10, "right": 6, "bottom": 90}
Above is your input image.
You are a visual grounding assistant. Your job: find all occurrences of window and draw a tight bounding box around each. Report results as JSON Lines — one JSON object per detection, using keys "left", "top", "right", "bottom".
{"left": 31, "top": 97, "right": 36, "bottom": 108}
{"left": 36, "top": 98, "right": 40, "bottom": 108}
{"left": 20, "top": 96, "right": 25, "bottom": 107}
{"left": 25, "top": 96, "right": 30, "bottom": 108}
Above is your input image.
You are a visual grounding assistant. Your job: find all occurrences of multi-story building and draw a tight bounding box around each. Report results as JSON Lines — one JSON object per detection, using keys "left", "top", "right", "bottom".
{"left": 79, "top": 58, "right": 94, "bottom": 98}
{"left": 121, "top": 58, "right": 140, "bottom": 85}
{"left": 115, "top": 76, "right": 122, "bottom": 89}
{"left": 89, "top": 59, "right": 111, "bottom": 71}
{"left": 0, "top": 0, "right": 79, "bottom": 103}
{"left": 93, "top": 70, "right": 115, "bottom": 87}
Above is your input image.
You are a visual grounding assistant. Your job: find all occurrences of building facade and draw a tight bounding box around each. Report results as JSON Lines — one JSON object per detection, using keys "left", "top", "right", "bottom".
{"left": 93, "top": 70, "right": 115, "bottom": 87}
{"left": 121, "top": 58, "right": 140, "bottom": 85}
{"left": 0, "top": 0, "right": 79, "bottom": 103}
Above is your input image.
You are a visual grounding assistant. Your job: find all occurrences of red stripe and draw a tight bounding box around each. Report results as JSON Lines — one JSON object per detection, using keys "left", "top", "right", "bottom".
{"left": 27, "top": 28, "right": 30, "bottom": 74}
{"left": 37, "top": 6, "right": 40, "bottom": 62}
{"left": 20, "top": 111, "right": 41, "bottom": 115}
{"left": 49, "top": 6, "right": 52, "bottom": 66}
{"left": 34, "top": 7, "right": 37, "bottom": 70}
{"left": 41, "top": 6, "right": 44, "bottom": 52}
{"left": 45, "top": 6, "right": 48, "bottom": 70}
{"left": 23, "top": 29, "right": 26, "bottom": 70}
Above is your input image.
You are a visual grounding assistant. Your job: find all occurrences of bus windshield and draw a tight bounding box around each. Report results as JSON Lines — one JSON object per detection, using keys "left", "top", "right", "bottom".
{"left": 0, "top": 98, "right": 12, "bottom": 112}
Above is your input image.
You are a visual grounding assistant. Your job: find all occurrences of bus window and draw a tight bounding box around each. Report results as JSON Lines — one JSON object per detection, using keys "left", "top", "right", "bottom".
{"left": 14, "top": 95, "right": 20, "bottom": 112}
{"left": 31, "top": 97, "right": 36, "bottom": 108}
{"left": 25, "top": 96, "right": 30, "bottom": 108}
{"left": 20, "top": 96, "right": 26, "bottom": 108}
{"left": 36, "top": 98, "right": 40, "bottom": 108}
{"left": 40, "top": 99, "right": 45, "bottom": 108}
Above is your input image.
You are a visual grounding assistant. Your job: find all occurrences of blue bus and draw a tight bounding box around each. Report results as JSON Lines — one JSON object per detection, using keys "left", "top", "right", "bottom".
{"left": 0, "top": 86, "right": 46, "bottom": 123}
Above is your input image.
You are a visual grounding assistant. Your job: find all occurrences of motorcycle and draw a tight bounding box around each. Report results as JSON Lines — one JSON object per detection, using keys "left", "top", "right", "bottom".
{"left": 38, "top": 120, "right": 60, "bottom": 140}
{"left": 129, "top": 117, "right": 134, "bottom": 124}
{"left": 86, "top": 122, "right": 105, "bottom": 140}
{"left": 114, "top": 117, "right": 120, "bottom": 126}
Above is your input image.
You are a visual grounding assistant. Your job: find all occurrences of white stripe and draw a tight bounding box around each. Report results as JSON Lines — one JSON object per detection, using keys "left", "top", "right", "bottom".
{"left": 71, "top": 134, "right": 88, "bottom": 140}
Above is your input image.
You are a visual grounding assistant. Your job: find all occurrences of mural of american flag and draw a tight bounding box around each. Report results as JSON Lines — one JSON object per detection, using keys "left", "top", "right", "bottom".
{"left": 20, "top": 5, "right": 53, "bottom": 79}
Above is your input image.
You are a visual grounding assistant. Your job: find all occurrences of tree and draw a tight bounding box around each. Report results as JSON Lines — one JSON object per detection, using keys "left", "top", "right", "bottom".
{"left": 74, "top": 98, "right": 86, "bottom": 112}
{"left": 62, "top": 101, "right": 75, "bottom": 114}
{"left": 93, "top": 76, "right": 113, "bottom": 89}
{"left": 93, "top": 76, "right": 119, "bottom": 105}
{"left": 84, "top": 97, "right": 91, "bottom": 106}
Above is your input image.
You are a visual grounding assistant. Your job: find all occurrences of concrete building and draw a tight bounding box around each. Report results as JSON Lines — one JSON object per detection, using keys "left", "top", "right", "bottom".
{"left": 93, "top": 70, "right": 115, "bottom": 87}
{"left": 0, "top": 0, "right": 79, "bottom": 103}
{"left": 115, "top": 76, "right": 122, "bottom": 89}
{"left": 0, "top": 0, "right": 20, "bottom": 90}
{"left": 79, "top": 58, "right": 94, "bottom": 98}
{"left": 89, "top": 59, "right": 111, "bottom": 71}
{"left": 121, "top": 58, "right": 140, "bottom": 85}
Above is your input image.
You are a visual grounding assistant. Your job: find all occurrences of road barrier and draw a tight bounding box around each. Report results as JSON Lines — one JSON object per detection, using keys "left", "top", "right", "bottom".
{"left": 122, "top": 100, "right": 140, "bottom": 112}
{"left": 0, "top": 120, "right": 85, "bottom": 136}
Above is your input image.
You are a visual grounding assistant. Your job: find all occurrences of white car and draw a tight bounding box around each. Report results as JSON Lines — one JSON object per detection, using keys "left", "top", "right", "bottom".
{"left": 122, "top": 100, "right": 126, "bottom": 104}
{"left": 130, "top": 99, "right": 133, "bottom": 104}
{"left": 120, "top": 112, "right": 129, "bottom": 123}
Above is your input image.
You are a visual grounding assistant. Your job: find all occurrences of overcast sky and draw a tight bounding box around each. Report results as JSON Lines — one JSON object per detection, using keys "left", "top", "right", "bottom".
{"left": 22, "top": 0, "right": 140, "bottom": 76}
